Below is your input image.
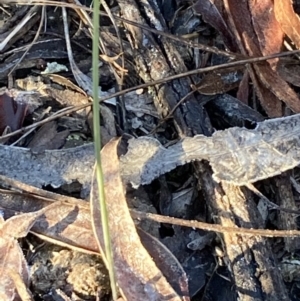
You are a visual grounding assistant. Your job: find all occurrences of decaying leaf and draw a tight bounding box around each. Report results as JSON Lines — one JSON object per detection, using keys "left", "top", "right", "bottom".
{"left": 28, "top": 121, "right": 69, "bottom": 154}
{"left": 191, "top": 66, "right": 244, "bottom": 95}
{"left": 248, "top": 0, "right": 284, "bottom": 58}
{"left": 0, "top": 202, "right": 61, "bottom": 301}
{"left": 224, "top": 0, "right": 300, "bottom": 116}
{"left": 137, "top": 228, "right": 190, "bottom": 299}
{"left": 0, "top": 188, "right": 99, "bottom": 254}
{"left": 276, "top": 59, "right": 300, "bottom": 87}
{"left": 7, "top": 269, "right": 33, "bottom": 301}
{"left": 274, "top": 0, "right": 300, "bottom": 48}
{"left": 252, "top": 62, "right": 300, "bottom": 115}
{"left": 100, "top": 53, "right": 128, "bottom": 73}
{"left": 90, "top": 137, "right": 189, "bottom": 301}
{"left": 47, "top": 73, "right": 87, "bottom": 95}
{"left": 192, "top": 0, "right": 237, "bottom": 51}
{"left": 236, "top": 71, "right": 250, "bottom": 104}
{"left": 0, "top": 178, "right": 194, "bottom": 298}
{"left": 0, "top": 93, "right": 27, "bottom": 136}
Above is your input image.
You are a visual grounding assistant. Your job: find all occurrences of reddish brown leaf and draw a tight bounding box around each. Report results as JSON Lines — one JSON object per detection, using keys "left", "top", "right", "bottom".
{"left": 248, "top": 67, "right": 283, "bottom": 116}
{"left": 7, "top": 269, "right": 34, "bottom": 301}
{"left": 274, "top": 0, "right": 300, "bottom": 49}
{"left": 0, "top": 236, "right": 28, "bottom": 301}
{"left": 0, "top": 189, "right": 99, "bottom": 255}
{"left": 252, "top": 62, "right": 300, "bottom": 115}
{"left": 90, "top": 137, "right": 187, "bottom": 301}
{"left": 0, "top": 93, "right": 27, "bottom": 135}
{"left": 236, "top": 71, "right": 250, "bottom": 104}
{"left": 224, "top": 0, "right": 300, "bottom": 116}
{"left": 249, "top": 0, "right": 284, "bottom": 61}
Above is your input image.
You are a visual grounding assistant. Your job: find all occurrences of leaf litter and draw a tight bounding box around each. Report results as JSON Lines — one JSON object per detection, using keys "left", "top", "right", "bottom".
{"left": 0, "top": 202, "right": 62, "bottom": 301}
{"left": 2, "top": 1, "right": 300, "bottom": 300}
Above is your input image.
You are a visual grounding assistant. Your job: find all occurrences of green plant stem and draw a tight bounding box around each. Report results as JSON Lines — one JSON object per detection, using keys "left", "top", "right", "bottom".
{"left": 92, "top": 0, "right": 118, "bottom": 299}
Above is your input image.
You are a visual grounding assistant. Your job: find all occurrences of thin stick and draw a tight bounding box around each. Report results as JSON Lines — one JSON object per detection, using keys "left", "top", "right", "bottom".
{"left": 131, "top": 210, "right": 300, "bottom": 238}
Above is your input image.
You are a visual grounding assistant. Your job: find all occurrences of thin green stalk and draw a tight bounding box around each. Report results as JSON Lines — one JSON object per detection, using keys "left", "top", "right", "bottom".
{"left": 92, "top": 0, "right": 118, "bottom": 299}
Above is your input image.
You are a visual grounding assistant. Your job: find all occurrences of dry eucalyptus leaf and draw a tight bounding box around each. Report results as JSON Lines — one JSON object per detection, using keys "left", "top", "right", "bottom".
{"left": 247, "top": 0, "right": 284, "bottom": 58}
{"left": 0, "top": 189, "right": 99, "bottom": 254}
{"left": 224, "top": 0, "right": 300, "bottom": 116}
{"left": 7, "top": 269, "right": 33, "bottom": 301}
{"left": 91, "top": 137, "right": 186, "bottom": 301}
{"left": 47, "top": 74, "right": 87, "bottom": 95}
{"left": 252, "top": 63, "right": 300, "bottom": 115}
{"left": 192, "top": 67, "right": 244, "bottom": 95}
{"left": 236, "top": 71, "right": 250, "bottom": 104}
{"left": 45, "top": 86, "right": 90, "bottom": 109}
{"left": 274, "top": 0, "right": 300, "bottom": 49}
{"left": 0, "top": 93, "right": 27, "bottom": 135}
{"left": 100, "top": 53, "right": 128, "bottom": 73}
{"left": 0, "top": 202, "right": 61, "bottom": 301}
{"left": 137, "top": 228, "right": 189, "bottom": 299}
{"left": 28, "top": 121, "right": 69, "bottom": 154}
{"left": 0, "top": 233, "right": 29, "bottom": 301}
{"left": 193, "top": 0, "right": 237, "bottom": 51}
{"left": 0, "top": 180, "right": 189, "bottom": 298}
{"left": 276, "top": 59, "right": 300, "bottom": 87}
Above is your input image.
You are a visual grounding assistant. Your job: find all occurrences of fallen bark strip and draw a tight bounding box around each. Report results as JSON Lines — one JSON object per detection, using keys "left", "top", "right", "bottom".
{"left": 197, "top": 164, "right": 289, "bottom": 301}
{"left": 0, "top": 143, "right": 95, "bottom": 197}
{"left": 121, "top": 113, "right": 300, "bottom": 187}
{"left": 1, "top": 114, "right": 300, "bottom": 194}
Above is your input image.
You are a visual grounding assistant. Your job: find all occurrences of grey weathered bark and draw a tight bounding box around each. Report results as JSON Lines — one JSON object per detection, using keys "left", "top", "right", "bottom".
{"left": 116, "top": 1, "right": 289, "bottom": 300}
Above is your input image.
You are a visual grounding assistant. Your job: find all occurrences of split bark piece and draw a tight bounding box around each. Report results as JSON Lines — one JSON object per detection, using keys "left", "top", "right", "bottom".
{"left": 198, "top": 163, "right": 289, "bottom": 301}
{"left": 192, "top": 0, "right": 238, "bottom": 51}
{"left": 117, "top": 0, "right": 210, "bottom": 137}
{"left": 274, "top": 174, "right": 300, "bottom": 253}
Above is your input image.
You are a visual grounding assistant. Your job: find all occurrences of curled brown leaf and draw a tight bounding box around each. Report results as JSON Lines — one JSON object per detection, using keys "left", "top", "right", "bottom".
{"left": 91, "top": 137, "right": 187, "bottom": 301}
